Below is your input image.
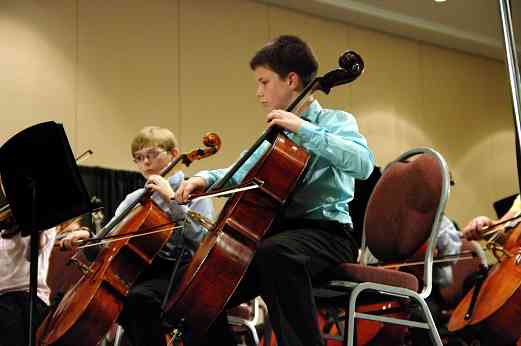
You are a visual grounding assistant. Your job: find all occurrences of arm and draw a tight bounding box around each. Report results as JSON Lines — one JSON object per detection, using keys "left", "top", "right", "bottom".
{"left": 462, "top": 216, "right": 493, "bottom": 240}
{"left": 195, "top": 142, "right": 271, "bottom": 188}
{"left": 266, "top": 108, "right": 374, "bottom": 180}
{"left": 434, "top": 216, "right": 462, "bottom": 287}
{"left": 55, "top": 222, "right": 92, "bottom": 251}
{"left": 462, "top": 195, "right": 521, "bottom": 240}
{"left": 297, "top": 113, "right": 374, "bottom": 179}
{"left": 177, "top": 143, "right": 271, "bottom": 203}
{"left": 437, "top": 216, "right": 462, "bottom": 257}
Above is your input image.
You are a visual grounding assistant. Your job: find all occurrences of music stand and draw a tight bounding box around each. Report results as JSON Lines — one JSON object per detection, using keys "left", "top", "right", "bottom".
{"left": 0, "top": 121, "right": 92, "bottom": 346}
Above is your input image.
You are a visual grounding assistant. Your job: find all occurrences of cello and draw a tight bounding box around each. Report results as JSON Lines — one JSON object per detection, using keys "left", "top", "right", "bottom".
{"left": 448, "top": 215, "right": 521, "bottom": 345}
{"left": 36, "top": 133, "right": 221, "bottom": 346}
{"left": 448, "top": 3, "right": 521, "bottom": 342}
{"left": 163, "top": 51, "right": 365, "bottom": 345}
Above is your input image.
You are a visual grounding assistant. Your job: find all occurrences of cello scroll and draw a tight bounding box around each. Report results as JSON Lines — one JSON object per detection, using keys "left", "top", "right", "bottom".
{"left": 182, "top": 132, "right": 222, "bottom": 166}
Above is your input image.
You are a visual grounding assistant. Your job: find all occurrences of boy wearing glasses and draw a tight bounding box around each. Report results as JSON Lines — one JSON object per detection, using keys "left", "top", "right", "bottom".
{"left": 121, "top": 126, "right": 213, "bottom": 345}
{"left": 65, "top": 126, "right": 213, "bottom": 346}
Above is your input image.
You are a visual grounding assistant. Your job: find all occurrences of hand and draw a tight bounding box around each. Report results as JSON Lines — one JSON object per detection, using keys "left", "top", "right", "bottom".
{"left": 175, "top": 177, "right": 207, "bottom": 204}
{"left": 266, "top": 109, "right": 303, "bottom": 133}
{"left": 59, "top": 228, "right": 91, "bottom": 250}
{"left": 146, "top": 175, "right": 175, "bottom": 202}
{"left": 462, "top": 216, "right": 493, "bottom": 240}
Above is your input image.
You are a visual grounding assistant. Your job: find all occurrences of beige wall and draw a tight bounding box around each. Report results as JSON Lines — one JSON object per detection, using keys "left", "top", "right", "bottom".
{"left": 0, "top": 0, "right": 515, "bottom": 225}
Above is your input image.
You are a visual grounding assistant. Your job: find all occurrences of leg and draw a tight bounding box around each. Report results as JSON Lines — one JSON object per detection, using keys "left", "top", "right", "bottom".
{"left": 0, "top": 292, "right": 48, "bottom": 346}
{"left": 119, "top": 256, "right": 189, "bottom": 346}
{"left": 249, "top": 225, "right": 357, "bottom": 346}
{"left": 200, "top": 223, "right": 357, "bottom": 346}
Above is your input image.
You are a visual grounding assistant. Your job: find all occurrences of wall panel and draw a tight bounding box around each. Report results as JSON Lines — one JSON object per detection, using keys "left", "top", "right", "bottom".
{"left": 0, "top": 0, "right": 76, "bottom": 148}
{"left": 179, "top": 0, "right": 268, "bottom": 176}
{"left": 77, "top": 0, "right": 180, "bottom": 170}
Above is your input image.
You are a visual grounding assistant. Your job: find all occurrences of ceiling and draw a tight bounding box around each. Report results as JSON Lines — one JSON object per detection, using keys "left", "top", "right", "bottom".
{"left": 259, "top": 0, "right": 521, "bottom": 61}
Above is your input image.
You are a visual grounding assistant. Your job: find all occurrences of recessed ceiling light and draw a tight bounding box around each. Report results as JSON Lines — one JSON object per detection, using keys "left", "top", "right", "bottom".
{"left": 435, "top": 0, "right": 447, "bottom": 2}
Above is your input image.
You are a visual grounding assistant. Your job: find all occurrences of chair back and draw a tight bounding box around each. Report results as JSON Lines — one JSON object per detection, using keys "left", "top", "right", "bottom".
{"left": 361, "top": 147, "right": 450, "bottom": 297}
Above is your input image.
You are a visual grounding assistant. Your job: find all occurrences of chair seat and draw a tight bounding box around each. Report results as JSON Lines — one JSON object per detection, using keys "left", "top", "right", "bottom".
{"left": 325, "top": 263, "right": 419, "bottom": 292}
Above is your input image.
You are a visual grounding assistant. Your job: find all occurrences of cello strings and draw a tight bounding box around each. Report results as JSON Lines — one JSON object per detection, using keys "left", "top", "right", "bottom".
{"left": 75, "top": 225, "right": 185, "bottom": 249}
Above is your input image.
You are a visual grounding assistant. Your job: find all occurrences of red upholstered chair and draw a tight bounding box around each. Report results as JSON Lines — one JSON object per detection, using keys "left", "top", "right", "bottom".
{"left": 316, "top": 147, "right": 450, "bottom": 346}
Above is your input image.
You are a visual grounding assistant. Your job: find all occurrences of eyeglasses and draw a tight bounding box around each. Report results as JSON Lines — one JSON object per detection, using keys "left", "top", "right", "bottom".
{"left": 133, "top": 148, "right": 166, "bottom": 164}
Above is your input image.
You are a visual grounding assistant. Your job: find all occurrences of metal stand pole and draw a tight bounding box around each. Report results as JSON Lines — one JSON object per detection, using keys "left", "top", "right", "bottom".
{"left": 28, "top": 183, "right": 38, "bottom": 346}
{"left": 499, "top": 0, "right": 521, "bottom": 192}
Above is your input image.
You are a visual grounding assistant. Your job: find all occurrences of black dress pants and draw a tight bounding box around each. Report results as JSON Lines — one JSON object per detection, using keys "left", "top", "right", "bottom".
{"left": 0, "top": 291, "right": 48, "bottom": 346}
{"left": 201, "top": 220, "right": 358, "bottom": 346}
{"left": 118, "top": 253, "right": 191, "bottom": 346}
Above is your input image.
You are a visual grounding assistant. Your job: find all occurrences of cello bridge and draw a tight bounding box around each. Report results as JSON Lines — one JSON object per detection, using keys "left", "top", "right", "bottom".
{"left": 486, "top": 242, "right": 513, "bottom": 262}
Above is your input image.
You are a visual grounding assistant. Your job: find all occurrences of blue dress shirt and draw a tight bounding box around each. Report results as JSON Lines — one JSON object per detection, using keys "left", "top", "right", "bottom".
{"left": 195, "top": 100, "right": 374, "bottom": 225}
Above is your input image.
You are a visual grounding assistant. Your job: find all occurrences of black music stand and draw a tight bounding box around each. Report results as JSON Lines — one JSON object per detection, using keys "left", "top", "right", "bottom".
{"left": 0, "top": 121, "right": 92, "bottom": 346}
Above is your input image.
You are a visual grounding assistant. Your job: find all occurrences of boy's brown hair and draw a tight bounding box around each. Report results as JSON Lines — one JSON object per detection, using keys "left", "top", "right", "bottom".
{"left": 249, "top": 35, "right": 318, "bottom": 88}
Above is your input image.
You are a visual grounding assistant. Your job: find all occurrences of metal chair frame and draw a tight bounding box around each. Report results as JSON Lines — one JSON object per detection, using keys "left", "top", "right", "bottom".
{"left": 324, "top": 147, "right": 450, "bottom": 346}
{"left": 227, "top": 297, "right": 264, "bottom": 346}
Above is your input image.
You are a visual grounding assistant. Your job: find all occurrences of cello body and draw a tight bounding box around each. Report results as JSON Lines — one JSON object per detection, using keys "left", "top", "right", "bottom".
{"left": 37, "top": 200, "right": 175, "bottom": 346}
{"left": 504, "top": 220, "right": 521, "bottom": 250}
{"left": 448, "top": 245, "right": 521, "bottom": 345}
{"left": 164, "top": 133, "right": 310, "bottom": 345}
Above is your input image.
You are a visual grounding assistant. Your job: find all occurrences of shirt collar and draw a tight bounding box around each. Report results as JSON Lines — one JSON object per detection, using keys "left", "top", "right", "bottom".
{"left": 300, "top": 100, "right": 322, "bottom": 124}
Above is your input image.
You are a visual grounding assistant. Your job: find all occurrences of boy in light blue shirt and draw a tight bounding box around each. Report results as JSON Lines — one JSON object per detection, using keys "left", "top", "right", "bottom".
{"left": 176, "top": 35, "right": 374, "bottom": 346}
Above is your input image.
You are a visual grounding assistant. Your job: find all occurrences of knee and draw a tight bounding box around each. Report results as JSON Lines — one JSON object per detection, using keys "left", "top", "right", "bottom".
{"left": 254, "top": 239, "right": 306, "bottom": 270}
{"left": 124, "top": 289, "right": 144, "bottom": 310}
{"left": 255, "top": 239, "right": 285, "bottom": 262}
{"left": 121, "top": 289, "right": 160, "bottom": 322}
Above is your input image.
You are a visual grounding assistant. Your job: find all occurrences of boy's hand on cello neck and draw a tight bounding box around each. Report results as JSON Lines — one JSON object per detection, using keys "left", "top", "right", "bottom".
{"left": 145, "top": 174, "right": 176, "bottom": 202}
{"left": 266, "top": 109, "right": 304, "bottom": 133}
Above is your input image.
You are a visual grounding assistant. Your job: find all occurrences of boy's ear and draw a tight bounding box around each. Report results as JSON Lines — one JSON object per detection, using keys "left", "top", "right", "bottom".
{"left": 170, "top": 147, "right": 180, "bottom": 157}
{"left": 287, "top": 72, "right": 302, "bottom": 91}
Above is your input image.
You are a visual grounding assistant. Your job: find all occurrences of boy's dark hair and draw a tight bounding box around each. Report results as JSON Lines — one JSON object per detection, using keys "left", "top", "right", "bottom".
{"left": 249, "top": 35, "right": 318, "bottom": 87}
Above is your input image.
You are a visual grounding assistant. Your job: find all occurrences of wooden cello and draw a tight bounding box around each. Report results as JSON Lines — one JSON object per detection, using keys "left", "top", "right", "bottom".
{"left": 163, "top": 51, "right": 364, "bottom": 345}
{"left": 448, "top": 216, "right": 521, "bottom": 345}
{"left": 36, "top": 133, "right": 221, "bottom": 346}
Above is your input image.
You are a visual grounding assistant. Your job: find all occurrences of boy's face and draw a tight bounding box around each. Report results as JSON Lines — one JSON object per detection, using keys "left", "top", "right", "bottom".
{"left": 254, "top": 66, "right": 297, "bottom": 112}
{"left": 133, "top": 146, "right": 177, "bottom": 179}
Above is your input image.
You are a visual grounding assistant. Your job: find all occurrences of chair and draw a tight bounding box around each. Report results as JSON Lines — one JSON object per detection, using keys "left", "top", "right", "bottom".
{"left": 316, "top": 147, "right": 450, "bottom": 346}
{"left": 227, "top": 297, "right": 266, "bottom": 346}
